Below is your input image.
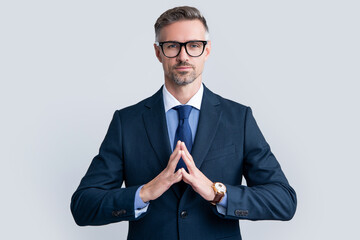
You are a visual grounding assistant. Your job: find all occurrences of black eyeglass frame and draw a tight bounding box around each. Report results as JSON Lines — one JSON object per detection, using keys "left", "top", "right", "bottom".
{"left": 155, "top": 40, "right": 208, "bottom": 58}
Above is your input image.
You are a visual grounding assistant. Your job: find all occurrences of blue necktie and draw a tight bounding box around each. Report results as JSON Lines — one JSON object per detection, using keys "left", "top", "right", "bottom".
{"left": 173, "top": 105, "right": 193, "bottom": 172}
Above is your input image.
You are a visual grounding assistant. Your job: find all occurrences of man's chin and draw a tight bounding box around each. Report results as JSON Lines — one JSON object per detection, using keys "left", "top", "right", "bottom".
{"left": 173, "top": 78, "right": 195, "bottom": 86}
{"left": 171, "top": 73, "right": 196, "bottom": 86}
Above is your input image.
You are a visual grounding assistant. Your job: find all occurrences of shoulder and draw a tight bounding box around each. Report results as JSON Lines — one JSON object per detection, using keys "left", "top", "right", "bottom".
{"left": 204, "top": 85, "right": 249, "bottom": 113}
{"left": 114, "top": 87, "right": 163, "bottom": 119}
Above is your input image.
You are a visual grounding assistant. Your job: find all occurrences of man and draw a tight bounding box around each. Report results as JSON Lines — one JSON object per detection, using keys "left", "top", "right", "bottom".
{"left": 71, "top": 6, "right": 297, "bottom": 240}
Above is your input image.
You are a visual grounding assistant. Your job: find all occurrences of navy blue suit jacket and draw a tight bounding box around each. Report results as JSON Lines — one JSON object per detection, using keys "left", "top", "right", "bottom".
{"left": 71, "top": 85, "right": 297, "bottom": 240}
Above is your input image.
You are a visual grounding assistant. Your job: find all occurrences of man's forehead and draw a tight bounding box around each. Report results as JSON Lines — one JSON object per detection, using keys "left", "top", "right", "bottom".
{"left": 158, "top": 20, "right": 207, "bottom": 42}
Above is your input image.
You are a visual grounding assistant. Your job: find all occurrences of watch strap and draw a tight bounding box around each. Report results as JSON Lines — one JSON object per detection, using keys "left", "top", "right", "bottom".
{"left": 210, "top": 192, "right": 224, "bottom": 205}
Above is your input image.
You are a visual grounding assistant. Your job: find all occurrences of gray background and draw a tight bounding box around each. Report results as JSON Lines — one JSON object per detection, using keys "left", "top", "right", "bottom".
{"left": 1, "top": 0, "right": 359, "bottom": 239}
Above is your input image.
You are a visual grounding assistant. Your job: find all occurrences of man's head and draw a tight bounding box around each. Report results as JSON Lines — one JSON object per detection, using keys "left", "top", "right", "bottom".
{"left": 154, "top": 6, "right": 211, "bottom": 88}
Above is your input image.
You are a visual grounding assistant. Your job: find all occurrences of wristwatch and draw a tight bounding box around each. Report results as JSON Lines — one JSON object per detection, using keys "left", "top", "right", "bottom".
{"left": 210, "top": 182, "right": 226, "bottom": 205}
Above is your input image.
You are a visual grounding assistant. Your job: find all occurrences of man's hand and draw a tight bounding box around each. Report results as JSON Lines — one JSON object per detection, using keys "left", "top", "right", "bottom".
{"left": 140, "top": 141, "right": 183, "bottom": 202}
{"left": 180, "top": 142, "right": 215, "bottom": 201}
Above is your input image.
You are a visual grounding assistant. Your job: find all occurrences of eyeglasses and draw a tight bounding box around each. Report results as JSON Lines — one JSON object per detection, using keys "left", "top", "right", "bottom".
{"left": 156, "top": 41, "right": 208, "bottom": 58}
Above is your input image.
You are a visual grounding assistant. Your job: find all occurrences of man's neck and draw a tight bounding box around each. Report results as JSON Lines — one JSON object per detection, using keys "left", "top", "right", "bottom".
{"left": 164, "top": 79, "right": 202, "bottom": 104}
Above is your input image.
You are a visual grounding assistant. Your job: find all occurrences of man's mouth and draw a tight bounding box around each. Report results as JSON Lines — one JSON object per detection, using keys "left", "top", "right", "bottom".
{"left": 174, "top": 64, "right": 193, "bottom": 71}
{"left": 176, "top": 67, "right": 192, "bottom": 70}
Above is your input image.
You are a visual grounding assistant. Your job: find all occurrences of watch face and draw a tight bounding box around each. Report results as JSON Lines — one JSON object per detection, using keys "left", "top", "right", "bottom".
{"left": 215, "top": 182, "right": 226, "bottom": 193}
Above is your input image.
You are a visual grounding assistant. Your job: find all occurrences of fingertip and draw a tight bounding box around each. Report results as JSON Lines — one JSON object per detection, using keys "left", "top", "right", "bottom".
{"left": 173, "top": 141, "right": 179, "bottom": 151}
{"left": 181, "top": 168, "right": 187, "bottom": 174}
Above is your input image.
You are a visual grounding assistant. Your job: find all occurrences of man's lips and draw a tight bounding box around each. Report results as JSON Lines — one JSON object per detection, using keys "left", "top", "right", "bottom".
{"left": 175, "top": 66, "right": 192, "bottom": 70}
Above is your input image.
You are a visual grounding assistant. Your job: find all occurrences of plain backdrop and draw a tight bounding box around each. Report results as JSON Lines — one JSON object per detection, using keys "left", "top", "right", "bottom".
{"left": 1, "top": 0, "right": 359, "bottom": 239}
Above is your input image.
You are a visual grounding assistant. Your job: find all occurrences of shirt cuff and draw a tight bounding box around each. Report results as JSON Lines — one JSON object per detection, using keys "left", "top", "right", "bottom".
{"left": 134, "top": 185, "right": 150, "bottom": 218}
{"left": 216, "top": 193, "right": 227, "bottom": 215}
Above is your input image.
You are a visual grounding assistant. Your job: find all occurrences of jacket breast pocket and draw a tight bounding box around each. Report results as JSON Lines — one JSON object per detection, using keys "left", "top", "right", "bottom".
{"left": 205, "top": 144, "right": 235, "bottom": 162}
{"left": 200, "top": 144, "right": 236, "bottom": 181}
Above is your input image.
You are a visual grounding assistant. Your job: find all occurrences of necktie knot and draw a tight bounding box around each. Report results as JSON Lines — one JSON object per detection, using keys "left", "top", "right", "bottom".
{"left": 173, "top": 105, "right": 192, "bottom": 120}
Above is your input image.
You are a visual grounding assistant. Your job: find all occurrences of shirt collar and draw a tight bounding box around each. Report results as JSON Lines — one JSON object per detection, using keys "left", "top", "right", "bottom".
{"left": 162, "top": 83, "right": 203, "bottom": 112}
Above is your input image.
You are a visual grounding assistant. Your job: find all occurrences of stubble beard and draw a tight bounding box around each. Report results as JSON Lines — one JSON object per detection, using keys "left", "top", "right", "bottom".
{"left": 171, "top": 71, "right": 197, "bottom": 86}
{"left": 168, "top": 63, "right": 199, "bottom": 86}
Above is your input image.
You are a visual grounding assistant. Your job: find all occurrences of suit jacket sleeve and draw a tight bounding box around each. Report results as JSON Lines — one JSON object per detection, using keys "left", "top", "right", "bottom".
{"left": 71, "top": 110, "right": 147, "bottom": 226}
{"left": 214, "top": 107, "right": 297, "bottom": 221}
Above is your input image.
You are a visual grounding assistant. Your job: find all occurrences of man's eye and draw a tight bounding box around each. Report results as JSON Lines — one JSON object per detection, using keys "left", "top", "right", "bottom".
{"left": 167, "top": 44, "right": 178, "bottom": 49}
{"left": 189, "top": 44, "right": 201, "bottom": 48}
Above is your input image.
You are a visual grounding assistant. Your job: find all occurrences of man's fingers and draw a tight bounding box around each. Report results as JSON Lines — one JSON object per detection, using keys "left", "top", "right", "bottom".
{"left": 172, "top": 169, "right": 183, "bottom": 183}
{"left": 169, "top": 141, "right": 181, "bottom": 159}
{"left": 181, "top": 149, "right": 196, "bottom": 173}
{"left": 181, "top": 142, "right": 195, "bottom": 164}
{"left": 175, "top": 140, "right": 181, "bottom": 151}
{"left": 168, "top": 141, "right": 182, "bottom": 168}
{"left": 181, "top": 168, "right": 192, "bottom": 185}
{"left": 180, "top": 150, "right": 191, "bottom": 172}
{"left": 169, "top": 150, "right": 182, "bottom": 170}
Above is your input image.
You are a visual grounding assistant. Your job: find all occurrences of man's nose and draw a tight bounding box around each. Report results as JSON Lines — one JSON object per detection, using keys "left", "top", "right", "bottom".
{"left": 176, "top": 45, "right": 190, "bottom": 62}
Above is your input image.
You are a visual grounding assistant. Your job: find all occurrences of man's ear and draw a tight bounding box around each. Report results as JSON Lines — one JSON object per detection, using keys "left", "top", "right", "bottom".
{"left": 154, "top": 43, "right": 163, "bottom": 63}
{"left": 204, "top": 40, "right": 211, "bottom": 61}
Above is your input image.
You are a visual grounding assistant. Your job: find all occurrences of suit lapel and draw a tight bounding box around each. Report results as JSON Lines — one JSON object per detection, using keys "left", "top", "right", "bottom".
{"left": 142, "top": 87, "right": 172, "bottom": 170}
{"left": 191, "top": 85, "right": 222, "bottom": 170}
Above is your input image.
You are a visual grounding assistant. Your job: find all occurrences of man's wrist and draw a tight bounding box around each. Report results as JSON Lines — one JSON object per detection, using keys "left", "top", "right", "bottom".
{"left": 208, "top": 182, "right": 215, "bottom": 201}
{"left": 139, "top": 184, "right": 150, "bottom": 203}
{"left": 135, "top": 185, "right": 149, "bottom": 209}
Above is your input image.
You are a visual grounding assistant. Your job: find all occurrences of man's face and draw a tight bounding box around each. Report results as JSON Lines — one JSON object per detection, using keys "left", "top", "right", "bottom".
{"left": 154, "top": 20, "right": 211, "bottom": 86}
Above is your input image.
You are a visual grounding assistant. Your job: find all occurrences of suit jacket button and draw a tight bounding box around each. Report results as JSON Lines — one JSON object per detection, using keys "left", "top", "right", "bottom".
{"left": 235, "top": 209, "right": 248, "bottom": 217}
{"left": 180, "top": 211, "right": 188, "bottom": 219}
{"left": 112, "top": 209, "right": 126, "bottom": 217}
{"left": 112, "top": 210, "right": 120, "bottom": 217}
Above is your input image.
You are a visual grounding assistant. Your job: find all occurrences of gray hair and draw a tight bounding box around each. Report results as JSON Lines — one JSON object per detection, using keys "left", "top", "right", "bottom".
{"left": 154, "top": 6, "right": 209, "bottom": 42}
